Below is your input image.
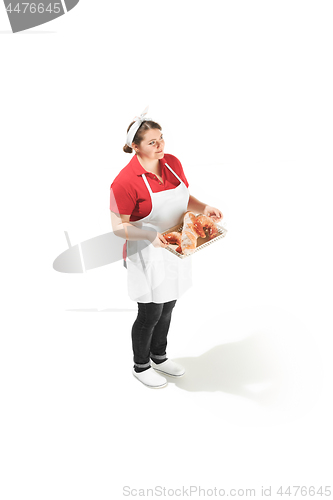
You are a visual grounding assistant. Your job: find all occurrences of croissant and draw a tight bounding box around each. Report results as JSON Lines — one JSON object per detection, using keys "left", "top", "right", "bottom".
{"left": 181, "top": 212, "right": 219, "bottom": 255}
{"left": 195, "top": 214, "right": 219, "bottom": 239}
{"left": 164, "top": 213, "right": 219, "bottom": 256}
{"left": 163, "top": 231, "right": 182, "bottom": 253}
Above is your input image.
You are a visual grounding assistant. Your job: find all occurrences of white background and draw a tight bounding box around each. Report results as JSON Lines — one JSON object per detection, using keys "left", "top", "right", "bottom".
{"left": 1, "top": 1, "right": 332, "bottom": 499}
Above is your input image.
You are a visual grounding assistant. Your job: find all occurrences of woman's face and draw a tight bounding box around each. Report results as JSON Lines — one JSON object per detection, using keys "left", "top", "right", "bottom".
{"left": 134, "top": 128, "right": 165, "bottom": 161}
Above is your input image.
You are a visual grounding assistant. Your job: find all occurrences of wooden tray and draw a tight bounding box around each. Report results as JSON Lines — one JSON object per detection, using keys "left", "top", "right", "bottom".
{"left": 162, "top": 219, "right": 227, "bottom": 259}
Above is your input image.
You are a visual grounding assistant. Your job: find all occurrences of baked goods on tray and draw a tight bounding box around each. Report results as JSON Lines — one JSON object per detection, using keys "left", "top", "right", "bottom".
{"left": 163, "top": 211, "right": 225, "bottom": 257}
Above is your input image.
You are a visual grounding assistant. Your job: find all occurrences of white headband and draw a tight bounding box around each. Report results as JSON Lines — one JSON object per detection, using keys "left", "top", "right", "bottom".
{"left": 126, "top": 106, "right": 152, "bottom": 148}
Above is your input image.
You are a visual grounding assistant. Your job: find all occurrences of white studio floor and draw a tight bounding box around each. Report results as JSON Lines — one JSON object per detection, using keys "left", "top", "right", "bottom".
{"left": 2, "top": 2, "right": 333, "bottom": 498}
{"left": 2, "top": 208, "right": 331, "bottom": 498}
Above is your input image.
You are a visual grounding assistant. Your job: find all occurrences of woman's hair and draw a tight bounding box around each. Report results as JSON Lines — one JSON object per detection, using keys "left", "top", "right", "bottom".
{"left": 123, "top": 120, "right": 162, "bottom": 153}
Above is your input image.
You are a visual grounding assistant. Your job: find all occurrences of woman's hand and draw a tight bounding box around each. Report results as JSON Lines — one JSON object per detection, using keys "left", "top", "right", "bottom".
{"left": 149, "top": 231, "right": 169, "bottom": 249}
{"left": 203, "top": 205, "right": 223, "bottom": 222}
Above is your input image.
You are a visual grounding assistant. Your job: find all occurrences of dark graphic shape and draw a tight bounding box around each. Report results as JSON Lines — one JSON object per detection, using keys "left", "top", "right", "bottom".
{"left": 64, "top": 0, "right": 78, "bottom": 11}
{"left": 3, "top": 1, "right": 80, "bottom": 33}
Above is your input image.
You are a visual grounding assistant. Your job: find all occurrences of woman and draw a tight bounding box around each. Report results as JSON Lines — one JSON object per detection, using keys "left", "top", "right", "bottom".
{"left": 110, "top": 107, "right": 223, "bottom": 389}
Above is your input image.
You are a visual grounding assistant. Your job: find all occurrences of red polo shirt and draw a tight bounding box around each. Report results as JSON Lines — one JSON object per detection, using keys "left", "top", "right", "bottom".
{"left": 110, "top": 153, "right": 189, "bottom": 221}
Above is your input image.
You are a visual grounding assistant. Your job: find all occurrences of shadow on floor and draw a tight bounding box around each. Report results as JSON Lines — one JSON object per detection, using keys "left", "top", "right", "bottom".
{"left": 169, "top": 331, "right": 290, "bottom": 406}
{"left": 66, "top": 308, "right": 137, "bottom": 312}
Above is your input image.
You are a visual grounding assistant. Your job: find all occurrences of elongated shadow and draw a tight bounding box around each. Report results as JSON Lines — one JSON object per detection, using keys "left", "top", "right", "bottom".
{"left": 0, "top": 30, "right": 55, "bottom": 34}
{"left": 14, "top": 31, "right": 56, "bottom": 34}
{"left": 170, "top": 332, "right": 293, "bottom": 406}
{"left": 53, "top": 230, "right": 153, "bottom": 273}
{"left": 66, "top": 308, "right": 136, "bottom": 312}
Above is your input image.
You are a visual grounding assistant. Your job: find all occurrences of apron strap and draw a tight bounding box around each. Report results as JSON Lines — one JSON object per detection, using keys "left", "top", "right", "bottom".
{"left": 164, "top": 162, "right": 184, "bottom": 184}
{"left": 141, "top": 174, "right": 153, "bottom": 196}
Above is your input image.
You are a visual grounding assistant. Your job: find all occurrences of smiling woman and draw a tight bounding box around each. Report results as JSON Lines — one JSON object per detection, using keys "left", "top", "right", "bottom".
{"left": 110, "top": 107, "right": 223, "bottom": 389}
{"left": 123, "top": 119, "right": 165, "bottom": 181}
{"left": 123, "top": 116, "right": 163, "bottom": 155}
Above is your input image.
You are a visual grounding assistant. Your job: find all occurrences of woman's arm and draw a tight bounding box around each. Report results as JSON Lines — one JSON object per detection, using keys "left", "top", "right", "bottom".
{"left": 110, "top": 211, "right": 168, "bottom": 248}
{"left": 187, "top": 195, "right": 223, "bottom": 221}
{"left": 187, "top": 195, "right": 207, "bottom": 214}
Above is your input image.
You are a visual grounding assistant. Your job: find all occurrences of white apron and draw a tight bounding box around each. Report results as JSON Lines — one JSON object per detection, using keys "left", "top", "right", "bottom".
{"left": 126, "top": 162, "right": 192, "bottom": 303}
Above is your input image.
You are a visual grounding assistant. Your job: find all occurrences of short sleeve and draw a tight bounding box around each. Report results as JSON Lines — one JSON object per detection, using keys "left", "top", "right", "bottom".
{"left": 110, "top": 181, "right": 136, "bottom": 215}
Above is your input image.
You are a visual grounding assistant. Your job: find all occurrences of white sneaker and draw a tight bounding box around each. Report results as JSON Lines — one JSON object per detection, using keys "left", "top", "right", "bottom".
{"left": 151, "top": 359, "right": 185, "bottom": 377}
{"left": 132, "top": 367, "right": 168, "bottom": 388}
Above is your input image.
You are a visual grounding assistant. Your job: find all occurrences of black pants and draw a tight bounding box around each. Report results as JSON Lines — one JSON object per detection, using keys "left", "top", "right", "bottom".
{"left": 131, "top": 300, "right": 177, "bottom": 372}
